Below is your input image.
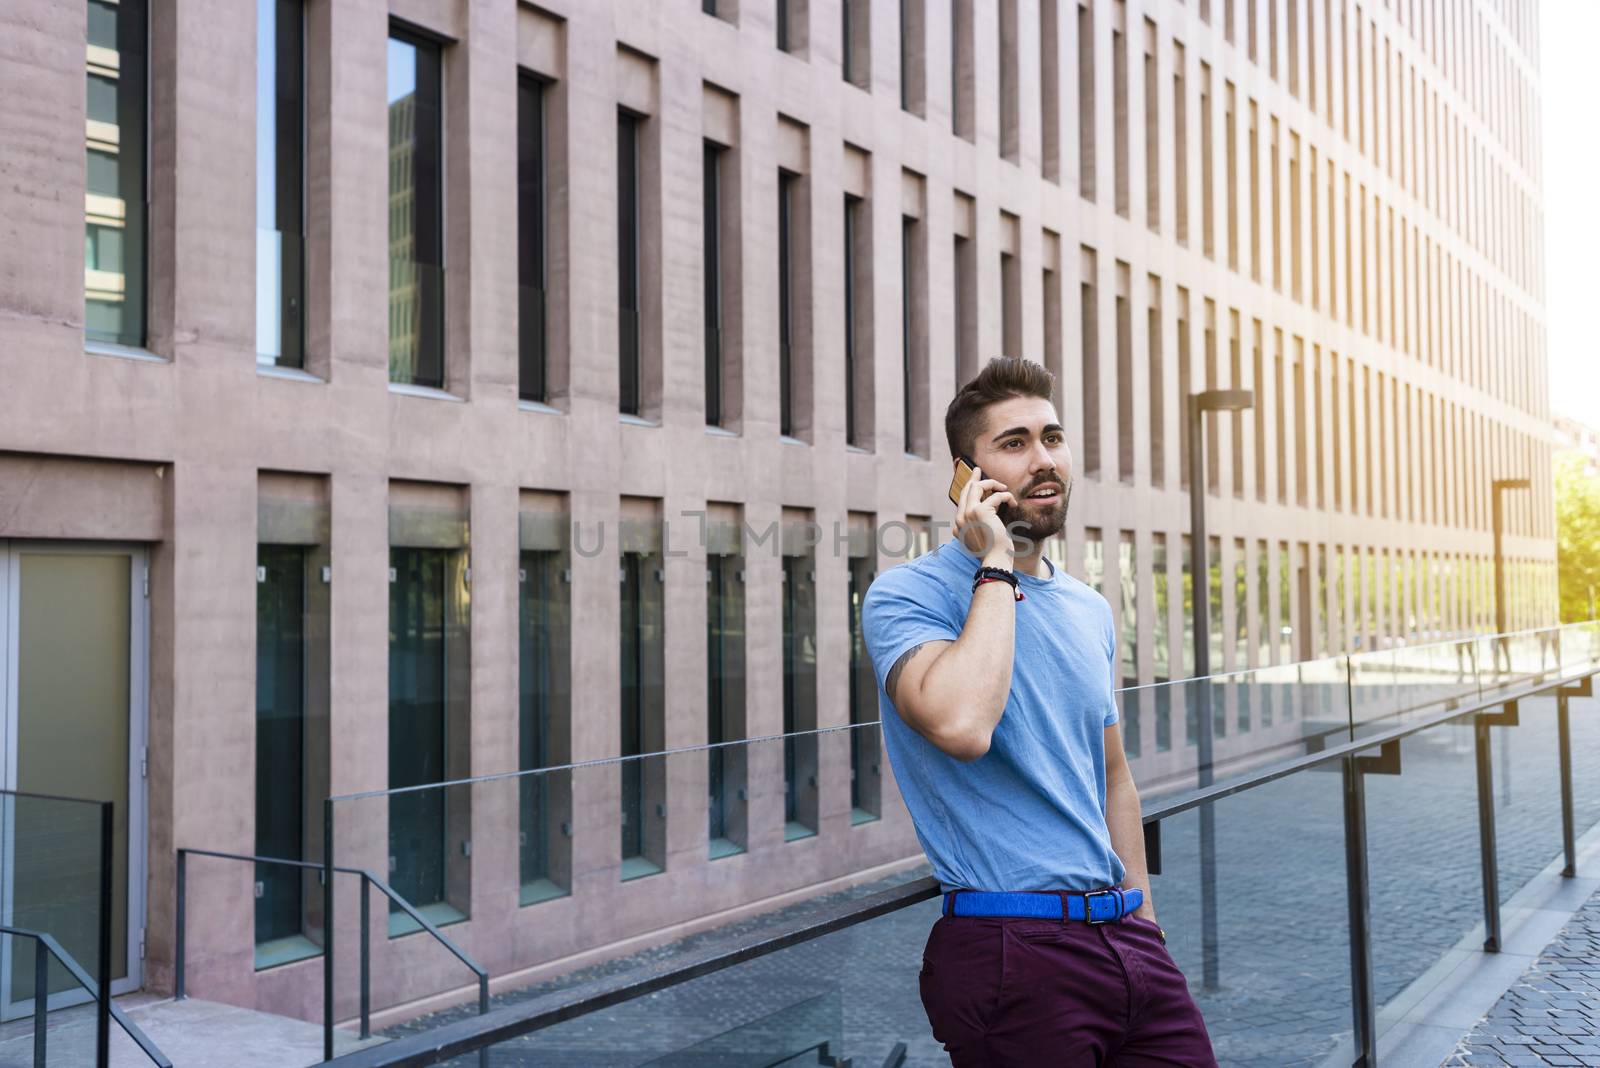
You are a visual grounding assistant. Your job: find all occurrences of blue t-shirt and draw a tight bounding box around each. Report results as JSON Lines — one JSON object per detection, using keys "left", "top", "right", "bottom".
{"left": 861, "top": 538, "right": 1125, "bottom": 894}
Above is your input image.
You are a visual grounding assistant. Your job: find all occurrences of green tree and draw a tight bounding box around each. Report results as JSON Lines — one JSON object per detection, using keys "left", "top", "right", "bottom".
{"left": 1557, "top": 450, "right": 1600, "bottom": 623}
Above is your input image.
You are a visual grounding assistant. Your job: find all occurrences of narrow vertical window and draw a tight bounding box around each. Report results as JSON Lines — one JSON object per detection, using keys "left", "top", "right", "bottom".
{"left": 952, "top": 0, "right": 975, "bottom": 139}
{"left": 617, "top": 111, "right": 642, "bottom": 415}
{"left": 953, "top": 230, "right": 977, "bottom": 388}
{"left": 257, "top": 0, "right": 304, "bottom": 368}
{"left": 519, "top": 540, "right": 571, "bottom": 903}
{"left": 901, "top": 212, "right": 927, "bottom": 455}
{"left": 1176, "top": 287, "right": 1192, "bottom": 490}
{"left": 1080, "top": 246, "right": 1100, "bottom": 479}
{"left": 1147, "top": 274, "right": 1164, "bottom": 488}
{"left": 86, "top": 0, "right": 149, "bottom": 349}
{"left": 844, "top": 194, "right": 863, "bottom": 446}
{"left": 843, "top": 0, "right": 870, "bottom": 88}
{"left": 1200, "top": 62, "right": 1214, "bottom": 259}
{"left": 1001, "top": 249, "right": 1021, "bottom": 358}
{"left": 782, "top": 540, "right": 819, "bottom": 839}
{"left": 1078, "top": 1, "right": 1097, "bottom": 201}
{"left": 778, "top": 170, "right": 797, "bottom": 437}
{"left": 848, "top": 519, "right": 881, "bottom": 822}
{"left": 1249, "top": 100, "right": 1261, "bottom": 281}
{"left": 388, "top": 29, "right": 445, "bottom": 388}
{"left": 518, "top": 74, "right": 547, "bottom": 402}
{"left": 901, "top": 0, "right": 926, "bottom": 114}
{"left": 1229, "top": 309, "right": 1243, "bottom": 497}
{"left": 389, "top": 543, "right": 468, "bottom": 924}
{"left": 1233, "top": 538, "right": 1249, "bottom": 669}
{"left": 1143, "top": 19, "right": 1159, "bottom": 230}
{"left": 1153, "top": 532, "right": 1171, "bottom": 686}
{"left": 706, "top": 528, "right": 746, "bottom": 858}
{"left": 1270, "top": 117, "right": 1282, "bottom": 292}
{"left": 619, "top": 527, "right": 666, "bottom": 879}
{"left": 1173, "top": 43, "right": 1188, "bottom": 245}
{"left": 1256, "top": 538, "right": 1272, "bottom": 666}
{"left": 1041, "top": 0, "right": 1062, "bottom": 181}
{"left": 703, "top": 141, "right": 724, "bottom": 426}
{"left": 1112, "top": 1, "right": 1129, "bottom": 215}
{"left": 1252, "top": 320, "right": 1266, "bottom": 502}
{"left": 1225, "top": 82, "right": 1238, "bottom": 270}
{"left": 1275, "top": 331, "right": 1287, "bottom": 504}
{"left": 1181, "top": 536, "right": 1195, "bottom": 677}
{"left": 1115, "top": 262, "right": 1133, "bottom": 484}
{"left": 1000, "top": 0, "right": 1020, "bottom": 161}
{"left": 256, "top": 545, "right": 306, "bottom": 954}
{"left": 1290, "top": 131, "right": 1303, "bottom": 301}
{"left": 1293, "top": 343, "right": 1308, "bottom": 507}
{"left": 1119, "top": 532, "right": 1139, "bottom": 687}
{"left": 1119, "top": 530, "right": 1140, "bottom": 756}
{"left": 1043, "top": 249, "right": 1064, "bottom": 406}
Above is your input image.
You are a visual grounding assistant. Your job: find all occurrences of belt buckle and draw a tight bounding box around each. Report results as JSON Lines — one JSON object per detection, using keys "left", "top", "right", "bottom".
{"left": 1082, "top": 888, "right": 1119, "bottom": 925}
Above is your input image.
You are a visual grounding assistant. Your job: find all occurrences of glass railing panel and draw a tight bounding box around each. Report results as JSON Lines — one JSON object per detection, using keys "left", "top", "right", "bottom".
{"left": 329, "top": 724, "right": 925, "bottom": 1046}
{"left": 1149, "top": 767, "right": 1355, "bottom": 1064}
{"left": 1488, "top": 694, "right": 1570, "bottom": 907}
{"left": 1126, "top": 656, "right": 1352, "bottom": 803}
{"left": 1349, "top": 637, "right": 1480, "bottom": 738}
{"left": 456, "top": 897, "right": 942, "bottom": 1067}
{"left": 1362, "top": 715, "right": 1485, "bottom": 1037}
{"left": 1557, "top": 621, "right": 1600, "bottom": 676}
{"left": 0, "top": 793, "right": 109, "bottom": 1014}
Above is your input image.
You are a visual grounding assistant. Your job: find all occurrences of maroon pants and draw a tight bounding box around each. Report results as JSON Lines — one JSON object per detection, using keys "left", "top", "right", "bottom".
{"left": 918, "top": 913, "right": 1217, "bottom": 1066}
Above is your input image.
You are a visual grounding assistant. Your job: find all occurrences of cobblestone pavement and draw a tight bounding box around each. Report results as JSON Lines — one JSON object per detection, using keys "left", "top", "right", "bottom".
{"left": 1444, "top": 888, "right": 1600, "bottom": 1067}
{"left": 376, "top": 694, "right": 1600, "bottom": 1067}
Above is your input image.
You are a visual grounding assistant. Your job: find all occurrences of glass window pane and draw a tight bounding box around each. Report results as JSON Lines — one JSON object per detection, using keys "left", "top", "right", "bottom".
{"left": 84, "top": 0, "right": 147, "bottom": 348}
{"left": 388, "top": 30, "right": 444, "bottom": 387}
{"left": 518, "top": 76, "right": 547, "bottom": 402}
{"left": 782, "top": 554, "right": 818, "bottom": 839}
{"left": 257, "top": 0, "right": 305, "bottom": 367}
{"left": 519, "top": 549, "right": 570, "bottom": 903}
{"left": 388, "top": 547, "right": 449, "bottom": 912}
{"left": 255, "top": 546, "right": 308, "bottom": 953}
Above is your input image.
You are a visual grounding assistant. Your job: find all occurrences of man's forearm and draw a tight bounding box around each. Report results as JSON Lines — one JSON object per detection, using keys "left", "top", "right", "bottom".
{"left": 1106, "top": 776, "right": 1155, "bottom": 920}
{"left": 918, "top": 577, "right": 1016, "bottom": 747}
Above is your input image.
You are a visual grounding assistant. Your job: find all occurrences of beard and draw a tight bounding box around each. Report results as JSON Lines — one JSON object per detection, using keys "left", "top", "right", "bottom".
{"left": 997, "top": 476, "right": 1072, "bottom": 543}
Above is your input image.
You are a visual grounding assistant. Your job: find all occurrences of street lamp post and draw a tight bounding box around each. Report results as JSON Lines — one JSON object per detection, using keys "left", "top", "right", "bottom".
{"left": 1187, "top": 388, "right": 1252, "bottom": 991}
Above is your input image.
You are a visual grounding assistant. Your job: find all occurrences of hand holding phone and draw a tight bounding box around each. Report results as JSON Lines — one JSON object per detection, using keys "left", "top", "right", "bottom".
{"left": 947, "top": 455, "right": 979, "bottom": 505}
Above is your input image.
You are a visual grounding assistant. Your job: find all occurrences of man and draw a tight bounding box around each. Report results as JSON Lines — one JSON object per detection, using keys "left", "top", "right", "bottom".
{"left": 862, "top": 358, "right": 1216, "bottom": 1066}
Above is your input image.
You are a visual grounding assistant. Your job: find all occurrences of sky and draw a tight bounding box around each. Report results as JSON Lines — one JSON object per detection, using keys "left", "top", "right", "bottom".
{"left": 1540, "top": 0, "right": 1600, "bottom": 427}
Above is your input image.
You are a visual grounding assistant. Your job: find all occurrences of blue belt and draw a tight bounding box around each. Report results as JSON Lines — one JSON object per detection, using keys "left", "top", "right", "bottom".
{"left": 942, "top": 887, "right": 1144, "bottom": 925}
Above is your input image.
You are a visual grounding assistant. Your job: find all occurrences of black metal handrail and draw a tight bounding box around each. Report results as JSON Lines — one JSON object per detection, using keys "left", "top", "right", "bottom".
{"left": 175, "top": 848, "right": 489, "bottom": 1061}
{"left": 0, "top": 925, "right": 172, "bottom": 1068}
{"left": 319, "top": 651, "right": 1600, "bottom": 1068}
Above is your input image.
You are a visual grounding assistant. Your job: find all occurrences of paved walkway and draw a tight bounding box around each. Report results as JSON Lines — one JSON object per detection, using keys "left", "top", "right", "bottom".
{"left": 1446, "top": 890, "right": 1600, "bottom": 1067}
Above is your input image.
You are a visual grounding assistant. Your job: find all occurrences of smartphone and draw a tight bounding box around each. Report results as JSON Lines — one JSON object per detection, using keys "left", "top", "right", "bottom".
{"left": 947, "top": 455, "right": 980, "bottom": 505}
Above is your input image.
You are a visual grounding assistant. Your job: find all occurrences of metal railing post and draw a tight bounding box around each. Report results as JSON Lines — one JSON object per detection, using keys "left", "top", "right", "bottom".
{"left": 1343, "top": 752, "right": 1380, "bottom": 1067}
{"left": 359, "top": 876, "right": 371, "bottom": 1040}
{"left": 34, "top": 938, "right": 49, "bottom": 1068}
{"left": 98, "top": 800, "right": 113, "bottom": 1067}
{"left": 1475, "top": 715, "right": 1502, "bottom": 952}
{"left": 1559, "top": 691, "right": 1577, "bottom": 878}
{"left": 324, "top": 799, "right": 335, "bottom": 1063}
{"left": 175, "top": 850, "right": 187, "bottom": 999}
{"left": 478, "top": 971, "right": 490, "bottom": 1068}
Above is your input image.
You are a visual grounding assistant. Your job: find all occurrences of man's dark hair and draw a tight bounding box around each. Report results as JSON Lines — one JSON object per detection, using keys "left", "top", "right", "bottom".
{"left": 944, "top": 357, "right": 1056, "bottom": 460}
